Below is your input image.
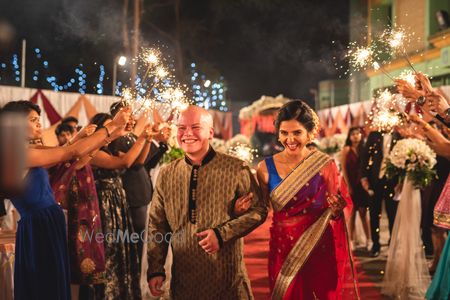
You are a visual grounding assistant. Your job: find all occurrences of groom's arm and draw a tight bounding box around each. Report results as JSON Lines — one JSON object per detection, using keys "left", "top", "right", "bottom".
{"left": 213, "top": 164, "right": 268, "bottom": 246}
{"left": 147, "top": 167, "right": 171, "bottom": 280}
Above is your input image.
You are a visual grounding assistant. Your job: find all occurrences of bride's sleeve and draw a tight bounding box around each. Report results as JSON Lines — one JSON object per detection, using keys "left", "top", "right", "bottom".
{"left": 322, "top": 159, "right": 353, "bottom": 216}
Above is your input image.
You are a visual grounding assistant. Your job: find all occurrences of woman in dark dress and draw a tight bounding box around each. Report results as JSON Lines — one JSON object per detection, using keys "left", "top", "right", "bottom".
{"left": 90, "top": 113, "right": 153, "bottom": 300}
{"left": 1, "top": 100, "right": 128, "bottom": 300}
{"left": 341, "top": 127, "right": 371, "bottom": 249}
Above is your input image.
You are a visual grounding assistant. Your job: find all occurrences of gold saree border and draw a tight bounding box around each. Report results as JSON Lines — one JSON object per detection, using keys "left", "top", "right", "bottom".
{"left": 434, "top": 211, "right": 450, "bottom": 229}
{"left": 271, "top": 209, "right": 333, "bottom": 300}
{"left": 270, "top": 151, "right": 332, "bottom": 212}
{"left": 343, "top": 212, "right": 362, "bottom": 300}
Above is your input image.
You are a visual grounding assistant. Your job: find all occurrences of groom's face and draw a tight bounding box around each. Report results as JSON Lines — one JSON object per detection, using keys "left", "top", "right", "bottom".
{"left": 176, "top": 108, "right": 213, "bottom": 156}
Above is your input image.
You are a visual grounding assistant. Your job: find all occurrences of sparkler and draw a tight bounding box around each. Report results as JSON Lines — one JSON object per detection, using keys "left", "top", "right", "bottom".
{"left": 347, "top": 44, "right": 374, "bottom": 71}
{"left": 227, "top": 143, "right": 258, "bottom": 164}
{"left": 160, "top": 86, "right": 191, "bottom": 116}
{"left": 396, "top": 70, "right": 416, "bottom": 87}
{"left": 367, "top": 89, "right": 406, "bottom": 132}
{"left": 120, "top": 87, "right": 135, "bottom": 107}
{"left": 382, "top": 27, "right": 417, "bottom": 73}
{"left": 347, "top": 43, "right": 395, "bottom": 81}
{"left": 140, "top": 48, "right": 163, "bottom": 83}
{"left": 372, "top": 62, "right": 395, "bottom": 81}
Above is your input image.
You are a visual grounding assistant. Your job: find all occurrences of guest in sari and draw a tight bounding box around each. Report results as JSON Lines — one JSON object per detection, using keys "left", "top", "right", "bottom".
{"left": 49, "top": 122, "right": 106, "bottom": 300}
{"left": 256, "top": 100, "right": 359, "bottom": 300}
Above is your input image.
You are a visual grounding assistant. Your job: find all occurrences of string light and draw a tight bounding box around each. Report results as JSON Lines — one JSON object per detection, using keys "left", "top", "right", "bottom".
{"left": 190, "top": 62, "right": 228, "bottom": 111}
{"left": 0, "top": 48, "right": 109, "bottom": 94}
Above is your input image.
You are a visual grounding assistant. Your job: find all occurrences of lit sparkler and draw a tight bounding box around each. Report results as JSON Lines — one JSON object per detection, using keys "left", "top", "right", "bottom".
{"left": 381, "top": 27, "right": 417, "bottom": 72}
{"left": 156, "top": 66, "right": 168, "bottom": 78}
{"left": 396, "top": 70, "right": 416, "bottom": 87}
{"left": 367, "top": 89, "right": 405, "bottom": 132}
{"left": 347, "top": 44, "right": 374, "bottom": 70}
{"left": 372, "top": 62, "right": 395, "bottom": 81}
{"left": 142, "top": 49, "right": 160, "bottom": 65}
{"left": 161, "top": 87, "right": 191, "bottom": 114}
{"left": 227, "top": 143, "right": 258, "bottom": 164}
{"left": 121, "top": 87, "right": 135, "bottom": 106}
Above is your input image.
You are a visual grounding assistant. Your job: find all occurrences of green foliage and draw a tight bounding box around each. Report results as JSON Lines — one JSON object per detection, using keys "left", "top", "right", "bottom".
{"left": 385, "top": 160, "right": 437, "bottom": 189}
{"left": 319, "top": 145, "right": 340, "bottom": 155}
{"left": 162, "top": 147, "right": 185, "bottom": 164}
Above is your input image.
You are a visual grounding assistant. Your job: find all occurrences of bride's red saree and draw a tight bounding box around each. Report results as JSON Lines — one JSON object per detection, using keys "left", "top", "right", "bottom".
{"left": 269, "top": 151, "right": 359, "bottom": 300}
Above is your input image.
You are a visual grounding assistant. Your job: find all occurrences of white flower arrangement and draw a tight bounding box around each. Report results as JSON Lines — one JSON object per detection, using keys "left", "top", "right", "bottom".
{"left": 225, "top": 134, "right": 251, "bottom": 149}
{"left": 318, "top": 133, "right": 346, "bottom": 154}
{"left": 211, "top": 138, "right": 227, "bottom": 153}
{"left": 238, "top": 95, "right": 289, "bottom": 120}
{"left": 385, "top": 138, "right": 437, "bottom": 188}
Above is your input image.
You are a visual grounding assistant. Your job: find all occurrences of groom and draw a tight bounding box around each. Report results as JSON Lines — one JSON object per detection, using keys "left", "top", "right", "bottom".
{"left": 147, "top": 105, "right": 267, "bottom": 300}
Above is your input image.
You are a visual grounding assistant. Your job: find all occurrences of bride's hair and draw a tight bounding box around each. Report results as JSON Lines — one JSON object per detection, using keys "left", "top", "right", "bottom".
{"left": 275, "top": 100, "right": 320, "bottom": 136}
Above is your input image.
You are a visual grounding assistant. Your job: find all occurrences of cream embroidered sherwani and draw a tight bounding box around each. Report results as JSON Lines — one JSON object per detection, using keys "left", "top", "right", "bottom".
{"left": 147, "top": 148, "right": 267, "bottom": 300}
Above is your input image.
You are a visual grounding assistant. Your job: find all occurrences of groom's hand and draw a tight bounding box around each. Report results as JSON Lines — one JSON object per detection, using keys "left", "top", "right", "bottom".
{"left": 148, "top": 276, "right": 165, "bottom": 296}
{"left": 197, "top": 229, "right": 219, "bottom": 254}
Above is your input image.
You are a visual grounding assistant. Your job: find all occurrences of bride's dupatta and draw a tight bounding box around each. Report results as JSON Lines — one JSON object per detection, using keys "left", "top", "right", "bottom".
{"left": 270, "top": 151, "right": 360, "bottom": 300}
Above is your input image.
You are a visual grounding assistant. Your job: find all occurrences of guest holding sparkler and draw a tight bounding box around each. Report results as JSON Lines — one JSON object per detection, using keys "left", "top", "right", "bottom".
{"left": 90, "top": 111, "right": 154, "bottom": 300}
{"left": 403, "top": 115, "right": 450, "bottom": 300}
{"left": 396, "top": 72, "right": 450, "bottom": 128}
{"left": 49, "top": 122, "right": 107, "bottom": 300}
{"left": 0, "top": 100, "right": 129, "bottom": 300}
{"left": 109, "top": 101, "right": 169, "bottom": 268}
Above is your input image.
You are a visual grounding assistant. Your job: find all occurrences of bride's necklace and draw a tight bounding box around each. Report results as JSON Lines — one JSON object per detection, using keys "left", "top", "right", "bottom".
{"left": 279, "top": 150, "right": 313, "bottom": 172}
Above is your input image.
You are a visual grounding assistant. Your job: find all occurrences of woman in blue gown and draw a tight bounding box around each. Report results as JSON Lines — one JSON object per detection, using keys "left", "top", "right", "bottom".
{"left": 1, "top": 100, "right": 129, "bottom": 300}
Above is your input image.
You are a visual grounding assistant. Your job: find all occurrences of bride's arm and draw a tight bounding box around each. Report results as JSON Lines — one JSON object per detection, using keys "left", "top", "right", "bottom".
{"left": 256, "top": 160, "right": 271, "bottom": 208}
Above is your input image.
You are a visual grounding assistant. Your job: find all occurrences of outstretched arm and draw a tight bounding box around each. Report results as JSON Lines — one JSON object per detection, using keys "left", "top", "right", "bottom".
{"left": 27, "top": 109, "right": 129, "bottom": 168}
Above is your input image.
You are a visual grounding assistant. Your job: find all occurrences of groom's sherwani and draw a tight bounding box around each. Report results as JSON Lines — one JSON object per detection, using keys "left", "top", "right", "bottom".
{"left": 147, "top": 147, "right": 267, "bottom": 300}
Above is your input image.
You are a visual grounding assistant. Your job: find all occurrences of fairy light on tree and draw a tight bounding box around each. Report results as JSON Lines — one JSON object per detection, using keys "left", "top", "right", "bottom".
{"left": 189, "top": 62, "right": 228, "bottom": 111}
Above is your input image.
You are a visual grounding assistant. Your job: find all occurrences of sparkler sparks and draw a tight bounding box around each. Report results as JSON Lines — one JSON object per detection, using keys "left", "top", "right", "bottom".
{"left": 367, "top": 89, "right": 406, "bottom": 132}
{"left": 120, "top": 87, "right": 135, "bottom": 106}
{"left": 347, "top": 44, "right": 374, "bottom": 70}
{"left": 227, "top": 143, "right": 258, "bottom": 164}
{"left": 396, "top": 70, "right": 416, "bottom": 87}
{"left": 156, "top": 66, "right": 168, "bottom": 78}
{"left": 381, "top": 28, "right": 410, "bottom": 54}
{"left": 142, "top": 49, "right": 161, "bottom": 65}
{"left": 381, "top": 26, "right": 417, "bottom": 72}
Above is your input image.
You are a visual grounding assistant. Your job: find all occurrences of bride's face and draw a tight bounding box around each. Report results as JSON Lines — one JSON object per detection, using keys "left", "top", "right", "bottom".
{"left": 278, "top": 119, "right": 310, "bottom": 155}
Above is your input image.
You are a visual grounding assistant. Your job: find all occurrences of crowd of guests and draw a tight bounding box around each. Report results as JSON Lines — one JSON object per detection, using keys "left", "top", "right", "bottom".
{"left": 0, "top": 100, "right": 171, "bottom": 300}
{"left": 0, "top": 69, "right": 448, "bottom": 300}
{"left": 339, "top": 72, "right": 450, "bottom": 299}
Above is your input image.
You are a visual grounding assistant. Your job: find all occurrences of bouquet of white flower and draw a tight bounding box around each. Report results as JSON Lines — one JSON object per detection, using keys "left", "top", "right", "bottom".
{"left": 318, "top": 133, "right": 346, "bottom": 154}
{"left": 385, "top": 138, "right": 437, "bottom": 189}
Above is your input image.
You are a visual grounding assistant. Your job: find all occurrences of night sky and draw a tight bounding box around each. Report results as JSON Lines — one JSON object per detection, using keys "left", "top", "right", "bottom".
{"left": 0, "top": 0, "right": 349, "bottom": 107}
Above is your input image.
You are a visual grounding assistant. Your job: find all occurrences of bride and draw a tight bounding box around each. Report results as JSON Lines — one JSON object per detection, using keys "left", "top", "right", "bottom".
{"left": 255, "top": 100, "right": 359, "bottom": 299}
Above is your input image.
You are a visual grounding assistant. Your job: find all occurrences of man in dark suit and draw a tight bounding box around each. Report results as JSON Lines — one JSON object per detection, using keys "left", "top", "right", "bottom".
{"left": 109, "top": 102, "right": 170, "bottom": 266}
{"left": 361, "top": 129, "right": 402, "bottom": 257}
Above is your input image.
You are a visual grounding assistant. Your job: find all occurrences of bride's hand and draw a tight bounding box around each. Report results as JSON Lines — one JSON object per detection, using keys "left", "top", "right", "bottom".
{"left": 327, "top": 194, "right": 346, "bottom": 217}
{"left": 233, "top": 193, "right": 253, "bottom": 216}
